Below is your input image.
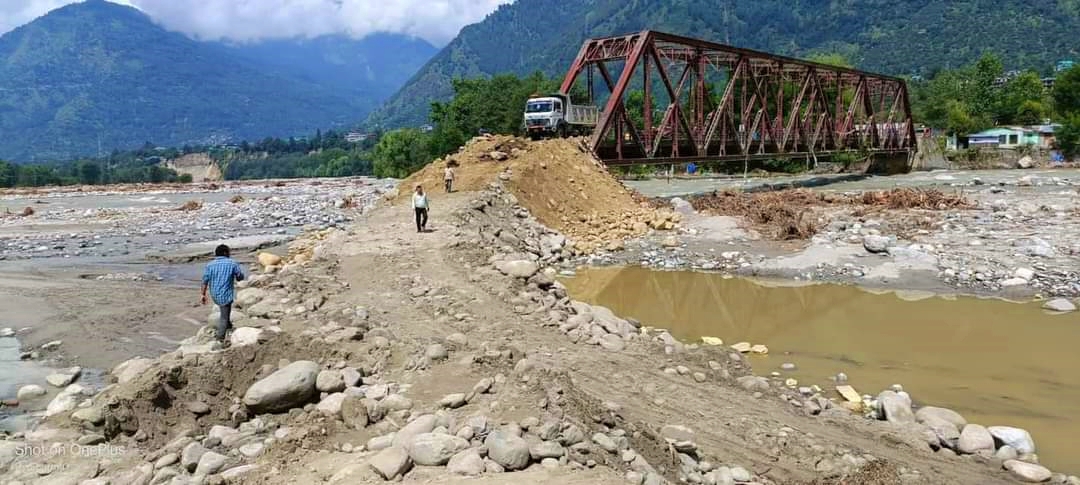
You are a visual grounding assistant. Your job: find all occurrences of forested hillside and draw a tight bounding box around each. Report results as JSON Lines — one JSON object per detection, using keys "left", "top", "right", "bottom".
{"left": 369, "top": 0, "right": 1080, "bottom": 128}
{"left": 0, "top": 0, "right": 435, "bottom": 162}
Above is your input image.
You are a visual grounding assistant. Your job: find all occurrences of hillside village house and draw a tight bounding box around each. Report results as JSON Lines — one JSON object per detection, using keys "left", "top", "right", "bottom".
{"left": 947, "top": 124, "right": 1060, "bottom": 150}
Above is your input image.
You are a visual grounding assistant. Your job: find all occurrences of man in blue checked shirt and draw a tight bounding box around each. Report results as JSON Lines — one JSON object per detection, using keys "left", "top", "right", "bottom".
{"left": 201, "top": 244, "right": 246, "bottom": 342}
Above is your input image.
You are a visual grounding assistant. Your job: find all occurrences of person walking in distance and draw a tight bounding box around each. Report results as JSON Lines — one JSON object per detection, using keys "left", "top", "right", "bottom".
{"left": 444, "top": 165, "right": 455, "bottom": 193}
{"left": 413, "top": 184, "right": 429, "bottom": 232}
{"left": 201, "top": 244, "right": 246, "bottom": 343}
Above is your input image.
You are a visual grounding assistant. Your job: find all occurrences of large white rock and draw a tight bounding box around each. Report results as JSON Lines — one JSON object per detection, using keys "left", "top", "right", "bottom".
{"left": 235, "top": 288, "right": 269, "bottom": 308}
{"left": 16, "top": 385, "right": 47, "bottom": 400}
{"left": 1042, "top": 298, "right": 1077, "bottom": 313}
{"left": 877, "top": 391, "right": 915, "bottom": 425}
{"left": 988, "top": 426, "right": 1036, "bottom": 454}
{"left": 1003, "top": 459, "right": 1052, "bottom": 482}
{"left": 242, "top": 360, "right": 319, "bottom": 413}
{"left": 316, "top": 393, "right": 347, "bottom": 417}
{"left": 368, "top": 446, "right": 412, "bottom": 480}
{"left": 447, "top": 448, "right": 485, "bottom": 476}
{"left": 495, "top": 260, "right": 539, "bottom": 279}
{"left": 391, "top": 414, "right": 438, "bottom": 448}
{"left": 316, "top": 370, "right": 346, "bottom": 393}
{"left": 113, "top": 357, "right": 155, "bottom": 384}
{"left": 915, "top": 406, "right": 966, "bottom": 429}
{"left": 45, "top": 384, "right": 87, "bottom": 417}
{"left": 229, "top": 327, "right": 265, "bottom": 347}
{"left": 957, "top": 424, "right": 995, "bottom": 454}
{"left": 407, "top": 433, "right": 470, "bottom": 466}
{"left": 863, "top": 235, "right": 890, "bottom": 254}
{"left": 484, "top": 429, "right": 531, "bottom": 470}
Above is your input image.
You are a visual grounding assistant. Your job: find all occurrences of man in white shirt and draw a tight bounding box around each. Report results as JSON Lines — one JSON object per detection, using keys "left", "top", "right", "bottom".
{"left": 412, "top": 185, "right": 429, "bottom": 232}
{"left": 444, "top": 166, "right": 455, "bottom": 193}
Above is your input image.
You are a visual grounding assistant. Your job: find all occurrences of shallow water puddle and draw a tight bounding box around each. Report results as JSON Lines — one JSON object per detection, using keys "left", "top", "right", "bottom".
{"left": 563, "top": 266, "right": 1080, "bottom": 473}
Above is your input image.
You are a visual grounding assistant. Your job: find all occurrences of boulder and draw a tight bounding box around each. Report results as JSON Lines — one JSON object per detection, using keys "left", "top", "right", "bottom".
{"left": 408, "top": 433, "right": 470, "bottom": 466}
{"left": 369, "top": 446, "right": 412, "bottom": 480}
{"left": 195, "top": 451, "right": 228, "bottom": 475}
{"left": 1017, "top": 156, "right": 1034, "bottom": 169}
{"left": 923, "top": 419, "right": 960, "bottom": 450}
{"left": 45, "top": 384, "right": 87, "bottom": 417}
{"left": 592, "top": 433, "right": 618, "bottom": 453}
{"left": 391, "top": 414, "right": 438, "bottom": 448}
{"left": 71, "top": 407, "right": 105, "bottom": 425}
{"left": 229, "top": 327, "right": 264, "bottom": 347}
{"left": 317, "top": 393, "right": 347, "bottom": 417}
{"left": 863, "top": 235, "right": 890, "bottom": 254}
{"left": 484, "top": 428, "right": 531, "bottom": 470}
{"left": 181, "top": 442, "right": 208, "bottom": 472}
{"left": 599, "top": 334, "right": 626, "bottom": 351}
{"left": 235, "top": 288, "right": 268, "bottom": 308}
{"left": 736, "top": 376, "right": 769, "bottom": 393}
{"left": 1042, "top": 298, "right": 1077, "bottom": 313}
{"left": 915, "top": 406, "right": 967, "bottom": 430}
{"left": 46, "top": 368, "right": 80, "bottom": 388}
{"left": 447, "top": 448, "right": 485, "bottom": 476}
{"left": 341, "top": 396, "right": 369, "bottom": 429}
{"left": 16, "top": 385, "right": 46, "bottom": 400}
{"left": 242, "top": 360, "right": 319, "bottom": 413}
{"left": 957, "top": 424, "right": 995, "bottom": 454}
{"left": 1003, "top": 460, "right": 1052, "bottom": 482}
{"left": 316, "top": 370, "right": 346, "bottom": 393}
{"left": 988, "top": 426, "right": 1036, "bottom": 454}
{"left": 113, "top": 357, "right": 154, "bottom": 384}
{"left": 495, "top": 260, "right": 539, "bottom": 279}
{"left": 257, "top": 252, "right": 282, "bottom": 269}
{"left": 529, "top": 441, "right": 565, "bottom": 460}
{"left": 877, "top": 391, "right": 915, "bottom": 425}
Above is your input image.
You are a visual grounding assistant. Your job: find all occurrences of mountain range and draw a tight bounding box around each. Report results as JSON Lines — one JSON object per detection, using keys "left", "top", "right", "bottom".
{"left": 369, "top": 0, "right": 1080, "bottom": 128}
{"left": 5, "top": 0, "right": 1080, "bottom": 162}
{"left": 0, "top": 0, "right": 436, "bottom": 161}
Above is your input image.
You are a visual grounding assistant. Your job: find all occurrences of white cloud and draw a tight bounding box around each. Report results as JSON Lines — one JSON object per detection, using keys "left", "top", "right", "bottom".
{"left": 0, "top": 0, "right": 508, "bottom": 45}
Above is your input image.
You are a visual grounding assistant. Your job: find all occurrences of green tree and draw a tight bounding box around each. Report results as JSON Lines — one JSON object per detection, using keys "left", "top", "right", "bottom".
{"left": 1057, "top": 113, "right": 1080, "bottom": 157}
{"left": 1054, "top": 65, "right": 1080, "bottom": 116}
{"left": 78, "top": 162, "right": 102, "bottom": 185}
{"left": 997, "top": 71, "right": 1049, "bottom": 124}
{"left": 0, "top": 161, "right": 16, "bottom": 188}
{"left": 427, "top": 72, "right": 560, "bottom": 158}
{"left": 372, "top": 129, "right": 431, "bottom": 178}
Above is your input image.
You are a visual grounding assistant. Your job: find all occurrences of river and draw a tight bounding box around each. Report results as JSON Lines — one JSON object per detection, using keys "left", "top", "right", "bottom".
{"left": 564, "top": 266, "right": 1080, "bottom": 473}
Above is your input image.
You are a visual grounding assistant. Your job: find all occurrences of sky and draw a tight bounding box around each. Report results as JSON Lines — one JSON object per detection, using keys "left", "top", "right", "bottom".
{"left": 0, "top": 0, "right": 510, "bottom": 45}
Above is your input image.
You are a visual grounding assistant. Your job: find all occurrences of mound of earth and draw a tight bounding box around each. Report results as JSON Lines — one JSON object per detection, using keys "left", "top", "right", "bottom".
{"left": 400, "top": 135, "right": 676, "bottom": 252}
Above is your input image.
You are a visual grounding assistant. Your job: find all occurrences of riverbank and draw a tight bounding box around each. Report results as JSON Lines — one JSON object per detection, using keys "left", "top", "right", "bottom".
{"left": 1, "top": 181, "right": 1074, "bottom": 485}
{"left": 580, "top": 168, "right": 1080, "bottom": 299}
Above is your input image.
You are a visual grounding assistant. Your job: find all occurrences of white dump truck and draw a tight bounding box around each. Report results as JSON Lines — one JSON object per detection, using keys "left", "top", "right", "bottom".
{"left": 523, "top": 93, "right": 599, "bottom": 140}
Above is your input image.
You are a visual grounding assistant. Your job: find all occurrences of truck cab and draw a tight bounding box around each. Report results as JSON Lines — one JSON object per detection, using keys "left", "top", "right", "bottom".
{"left": 523, "top": 93, "right": 598, "bottom": 140}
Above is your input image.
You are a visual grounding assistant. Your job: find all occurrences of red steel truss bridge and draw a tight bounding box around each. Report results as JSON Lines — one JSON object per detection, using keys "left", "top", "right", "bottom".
{"left": 559, "top": 30, "right": 917, "bottom": 168}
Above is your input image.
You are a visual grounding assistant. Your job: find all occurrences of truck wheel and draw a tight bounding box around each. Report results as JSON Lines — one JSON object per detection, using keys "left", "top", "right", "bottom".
{"left": 558, "top": 123, "right": 568, "bottom": 138}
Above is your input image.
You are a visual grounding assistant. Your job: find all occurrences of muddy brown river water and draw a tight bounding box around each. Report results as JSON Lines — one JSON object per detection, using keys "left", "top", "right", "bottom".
{"left": 564, "top": 266, "right": 1080, "bottom": 474}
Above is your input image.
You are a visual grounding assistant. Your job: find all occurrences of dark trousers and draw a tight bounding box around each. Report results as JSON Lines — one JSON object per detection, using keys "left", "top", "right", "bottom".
{"left": 216, "top": 303, "right": 232, "bottom": 341}
{"left": 414, "top": 208, "right": 428, "bottom": 232}
{"left": 444, "top": 179, "right": 453, "bottom": 192}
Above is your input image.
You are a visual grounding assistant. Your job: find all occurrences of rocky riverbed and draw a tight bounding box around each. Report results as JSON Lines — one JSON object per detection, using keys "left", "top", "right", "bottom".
{"left": 575, "top": 169, "right": 1080, "bottom": 299}
{"left": 1, "top": 178, "right": 1077, "bottom": 485}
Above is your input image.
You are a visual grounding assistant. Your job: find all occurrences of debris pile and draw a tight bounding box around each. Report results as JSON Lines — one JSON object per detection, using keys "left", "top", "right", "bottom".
{"left": 400, "top": 135, "right": 673, "bottom": 252}
{"left": 689, "top": 188, "right": 974, "bottom": 240}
